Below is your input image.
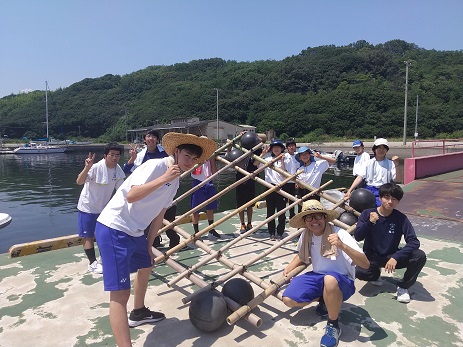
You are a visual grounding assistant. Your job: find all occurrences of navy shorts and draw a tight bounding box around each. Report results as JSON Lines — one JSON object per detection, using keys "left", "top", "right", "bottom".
{"left": 78, "top": 211, "right": 99, "bottom": 238}
{"left": 283, "top": 271, "right": 355, "bottom": 303}
{"left": 95, "top": 222, "right": 152, "bottom": 291}
{"left": 191, "top": 179, "right": 218, "bottom": 210}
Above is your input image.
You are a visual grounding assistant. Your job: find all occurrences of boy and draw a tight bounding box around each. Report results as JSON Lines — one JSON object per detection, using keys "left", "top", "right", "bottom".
{"left": 76, "top": 143, "right": 125, "bottom": 273}
{"left": 95, "top": 133, "right": 216, "bottom": 347}
{"left": 354, "top": 183, "right": 427, "bottom": 303}
{"left": 282, "top": 200, "right": 369, "bottom": 347}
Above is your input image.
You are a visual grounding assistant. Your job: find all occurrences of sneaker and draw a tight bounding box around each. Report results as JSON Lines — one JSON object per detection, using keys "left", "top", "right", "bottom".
{"left": 315, "top": 302, "right": 328, "bottom": 317}
{"left": 396, "top": 286, "right": 410, "bottom": 303}
{"left": 153, "top": 235, "right": 162, "bottom": 248}
{"left": 128, "top": 307, "right": 165, "bottom": 327}
{"left": 320, "top": 322, "right": 342, "bottom": 347}
{"left": 276, "top": 234, "right": 284, "bottom": 241}
{"left": 270, "top": 234, "right": 276, "bottom": 241}
{"left": 246, "top": 223, "right": 253, "bottom": 231}
{"left": 370, "top": 277, "right": 383, "bottom": 286}
{"left": 88, "top": 260, "right": 103, "bottom": 274}
{"left": 209, "top": 229, "right": 221, "bottom": 239}
{"left": 240, "top": 224, "right": 246, "bottom": 234}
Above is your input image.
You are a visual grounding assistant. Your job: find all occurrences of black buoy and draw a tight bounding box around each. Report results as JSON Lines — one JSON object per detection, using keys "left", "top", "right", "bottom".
{"left": 189, "top": 290, "right": 228, "bottom": 332}
{"left": 221, "top": 278, "right": 254, "bottom": 306}
{"left": 338, "top": 211, "right": 358, "bottom": 226}
{"left": 349, "top": 188, "right": 376, "bottom": 212}
{"left": 240, "top": 132, "right": 261, "bottom": 150}
{"left": 225, "top": 148, "right": 247, "bottom": 169}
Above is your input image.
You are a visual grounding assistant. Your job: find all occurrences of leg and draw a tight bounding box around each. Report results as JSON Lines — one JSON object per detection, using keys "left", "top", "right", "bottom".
{"left": 164, "top": 205, "right": 179, "bottom": 247}
{"left": 355, "top": 257, "right": 384, "bottom": 282}
{"left": 395, "top": 249, "right": 427, "bottom": 289}
{"left": 323, "top": 275, "right": 343, "bottom": 321}
{"left": 266, "top": 191, "right": 277, "bottom": 234}
{"left": 133, "top": 267, "right": 152, "bottom": 310}
{"left": 110, "top": 289, "right": 132, "bottom": 347}
{"left": 238, "top": 210, "right": 245, "bottom": 225}
{"left": 276, "top": 193, "right": 287, "bottom": 236}
{"left": 246, "top": 206, "right": 253, "bottom": 225}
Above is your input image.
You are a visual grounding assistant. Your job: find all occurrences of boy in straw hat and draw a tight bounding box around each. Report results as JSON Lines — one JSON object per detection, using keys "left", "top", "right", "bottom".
{"left": 282, "top": 200, "right": 369, "bottom": 347}
{"left": 95, "top": 132, "right": 216, "bottom": 347}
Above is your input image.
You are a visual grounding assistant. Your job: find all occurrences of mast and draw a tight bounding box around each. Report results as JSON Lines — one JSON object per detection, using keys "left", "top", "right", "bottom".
{"left": 45, "top": 81, "right": 49, "bottom": 141}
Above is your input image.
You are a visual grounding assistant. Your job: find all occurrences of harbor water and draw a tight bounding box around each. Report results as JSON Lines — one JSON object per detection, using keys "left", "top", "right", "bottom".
{"left": 0, "top": 151, "right": 355, "bottom": 254}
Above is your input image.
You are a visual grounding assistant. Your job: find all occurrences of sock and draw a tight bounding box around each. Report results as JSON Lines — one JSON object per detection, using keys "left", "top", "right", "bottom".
{"left": 208, "top": 220, "right": 216, "bottom": 233}
{"left": 193, "top": 224, "right": 199, "bottom": 234}
{"left": 319, "top": 297, "right": 325, "bottom": 305}
{"left": 328, "top": 318, "right": 339, "bottom": 329}
{"left": 133, "top": 306, "right": 146, "bottom": 314}
{"left": 85, "top": 248, "right": 97, "bottom": 264}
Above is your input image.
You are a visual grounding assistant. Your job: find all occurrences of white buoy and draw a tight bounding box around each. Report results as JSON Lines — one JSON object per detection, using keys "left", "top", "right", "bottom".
{"left": 0, "top": 213, "right": 12, "bottom": 228}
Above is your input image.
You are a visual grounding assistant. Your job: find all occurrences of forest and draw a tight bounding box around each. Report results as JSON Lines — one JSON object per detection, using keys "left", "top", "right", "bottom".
{"left": 1, "top": 39, "right": 462, "bottom": 143}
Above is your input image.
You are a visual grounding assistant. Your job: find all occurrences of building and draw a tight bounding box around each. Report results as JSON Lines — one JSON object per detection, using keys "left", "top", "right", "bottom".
{"left": 127, "top": 117, "right": 257, "bottom": 143}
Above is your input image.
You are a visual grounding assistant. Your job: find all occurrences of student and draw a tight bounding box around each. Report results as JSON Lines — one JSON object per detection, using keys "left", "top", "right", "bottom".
{"left": 254, "top": 139, "right": 287, "bottom": 240}
{"left": 95, "top": 133, "right": 216, "bottom": 347}
{"left": 123, "top": 129, "right": 179, "bottom": 249}
{"left": 345, "top": 138, "right": 402, "bottom": 206}
{"left": 282, "top": 200, "right": 369, "bottom": 347}
{"left": 191, "top": 157, "right": 221, "bottom": 238}
{"left": 76, "top": 143, "right": 125, "bottom": 274}
{"left": 351, "top": 140, "right": 370, "bottom": 181}
{"left": 283, "top": 138, "right": 298, "bottom": 219}
{"left": 354, "top": 183, "right": 427, "bottom": 303}
{"left": 294, "top": 146, "right": 336, "bottom": 211}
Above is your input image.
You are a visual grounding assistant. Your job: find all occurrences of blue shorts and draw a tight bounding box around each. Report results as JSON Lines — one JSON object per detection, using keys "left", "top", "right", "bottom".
{"left": 283, "top": 271, "right": 355, "bottom": 303}
{"left": 95, "top": 222, "right": 152, "bottom": 291}
{"left": 365, "top": 185, "right": 381, "bottom": 207}
{"left": 191, "top": 179, "right": 218, "bottom": 210}
{"left": 78, "top": 211, "right": 99, "bottom": 238}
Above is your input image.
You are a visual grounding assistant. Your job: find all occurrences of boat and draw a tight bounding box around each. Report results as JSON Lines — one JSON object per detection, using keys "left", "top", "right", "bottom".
{"left": 0, "top": 212, "right": 12, "bottom": 229}
{"left": 13, "top": 81, "right": 67, "bottom": 154}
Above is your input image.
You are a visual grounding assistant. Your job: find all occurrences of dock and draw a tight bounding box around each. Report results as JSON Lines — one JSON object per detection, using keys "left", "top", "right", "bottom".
{"left": 0, "top": 170, "right": 462, "bottom": 346}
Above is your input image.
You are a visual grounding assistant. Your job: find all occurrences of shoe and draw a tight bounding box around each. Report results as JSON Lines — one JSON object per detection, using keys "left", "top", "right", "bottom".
{"left": 315, "top": 302, "right": 328, "bottom": 317}
{"left": 276, "top": 234, "right": 283, "bottom": 241}
{"left": 209, "top": 229, "right": 221, "bottom": 238}
{"left": 320, "top": 322, "right": 342, "bottom": 347}
{"left": 246, "top": 223, "right": 253, "bottom": 231}
{"left": 128, "top": 306, "right": 165, "bottom": 327}
{"left": 153, "top": 235, "right": 162, "bottom": 248}
{"left": 240, "top": 224, "right": 246, "bottom": 234}
{"left": 370, "top": 277, "right": 383, "bottom": 286}
{"left": 396, "top": 286, "right": 410, "bottom": 303}
{"left": 88, "top": 260, "right": 103, "bottom": 274}
{"left": 270, "top": 234, "right": 276, "bottom": 241}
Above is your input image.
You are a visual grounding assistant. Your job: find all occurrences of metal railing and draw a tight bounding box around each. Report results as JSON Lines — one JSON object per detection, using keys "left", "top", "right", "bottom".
{"left": 411, "top": 138, "right": 463, "bottom": 158}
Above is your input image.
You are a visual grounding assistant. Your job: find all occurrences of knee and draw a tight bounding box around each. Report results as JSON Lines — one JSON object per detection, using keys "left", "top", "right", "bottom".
{"left": 282, "top": 296, "right": 298, "bottom": 308}
{"left": 414, "top": 249, "right": 427, "bottom": 264}
{"left": 323, "top": 275, "right": 340, "bottom": 293}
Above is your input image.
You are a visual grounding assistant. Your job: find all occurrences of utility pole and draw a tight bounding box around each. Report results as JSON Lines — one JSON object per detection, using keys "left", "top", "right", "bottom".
{"left": 214, "top": 88, "right": 219, "bottom": 140}
{"left": 403, "top": 61, "right": 411, "bottom": 145}
{"left": 414, "top": 95, "right": 419, "bottom": 141}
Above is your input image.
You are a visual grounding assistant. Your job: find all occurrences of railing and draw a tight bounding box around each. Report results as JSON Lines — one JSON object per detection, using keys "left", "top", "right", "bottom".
{"left": 411, "top": 138, "right": 463, "bottom": 158}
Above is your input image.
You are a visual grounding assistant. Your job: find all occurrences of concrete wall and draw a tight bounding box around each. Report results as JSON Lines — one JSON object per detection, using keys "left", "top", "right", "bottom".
{"left": 404, "top": 152, "right": 463, "bottom": 184}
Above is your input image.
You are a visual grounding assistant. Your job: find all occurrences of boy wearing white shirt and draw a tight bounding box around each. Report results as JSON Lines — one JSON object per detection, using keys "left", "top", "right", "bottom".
{"left": 76, "top": 143, "right": 125, "bottom": 274}
{"left": 283, "top": 138, "right": 298, "bottom": 219}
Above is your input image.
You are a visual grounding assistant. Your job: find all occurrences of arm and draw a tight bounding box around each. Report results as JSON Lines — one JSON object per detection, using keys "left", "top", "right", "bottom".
{"left": 76, "top": 152, "right": 95, "bottom": 185}
{"left": 253, "top": 145, "right": 269, "bottom": 166}
{"left": 390, "top": 215, "right": 420, "bottom": 262}
{"left": 283, "top": 254, "right": 304, "bottom": 277}
{"left": 126, "top": 165, "right": 182, "bottom": 203}
{"left": 354, "top": 209, "right": 376, "bottom": 241}
{"left": 313, "top": 151, "right": 336, "bottom": 165}
{"left": 210, "top": 157, "right": 217, "bottom": 175}
{"left": 329, "top": 233, "right": 370, "bottom": 269}
{"left": 391, "top": 156, "right": 402, "bottom": 183}
{"left": 345, "top": 175, "right": 364, "bottom": 199}
{"left": 123, "top": 144, "right": 139, "bottom": 174}
{"left": 146, "top": 209, "right": 167, "bottom": 263}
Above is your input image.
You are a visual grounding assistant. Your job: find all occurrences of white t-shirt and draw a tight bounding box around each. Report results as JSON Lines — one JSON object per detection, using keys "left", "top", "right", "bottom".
{"left": 259, "top": 155, "right": 285, "bottom": 184}
{"left": 353, "top": 152, "right": 370, "bottom": 177}
{"left": 284, "top": 153, "right": 299, "bottom": 183}
{"left": 97, "top": 157, "right": 179, "bottom": 237}
{"left": 77, "top": 160, "right": 124, "bottom": 214}
{"left": 297, "top": 160, "right": 329, "bottom": 188}
{"left": 360, "top": 157, "right": 396, "bottom": 187}
{"left": 296, "top": 227, "right": 363, "bottom": 281}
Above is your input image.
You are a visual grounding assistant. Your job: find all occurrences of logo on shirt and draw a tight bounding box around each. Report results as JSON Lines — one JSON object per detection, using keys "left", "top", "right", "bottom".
{"left": 388, "top": 223, "right": 396, "bottom": 234}
{"left": 165, "top": 183, "right": 171, "bottom": 187}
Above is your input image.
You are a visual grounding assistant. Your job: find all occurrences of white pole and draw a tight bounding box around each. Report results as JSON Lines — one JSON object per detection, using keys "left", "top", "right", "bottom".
{"left": 414, "top": 95, "right": 419, "bottom": 141}
{"left": 45, "top": 81, "right": 49, "bottom": 141}
{"left": 214, "top": 88, "right": 219, "bottom": 140}
{"left": 403, "top": 61, "right": 411, "bottom": 145}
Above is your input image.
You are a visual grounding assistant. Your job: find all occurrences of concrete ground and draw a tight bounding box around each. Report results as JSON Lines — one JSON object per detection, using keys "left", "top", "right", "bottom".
{"left": 1, "top": 171, "right": 462, "bottom": 347}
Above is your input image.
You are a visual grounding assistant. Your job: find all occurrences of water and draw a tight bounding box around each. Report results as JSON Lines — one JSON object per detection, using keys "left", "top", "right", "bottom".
{"left": 0, "top": 151, "right": 355, "bottom": 253}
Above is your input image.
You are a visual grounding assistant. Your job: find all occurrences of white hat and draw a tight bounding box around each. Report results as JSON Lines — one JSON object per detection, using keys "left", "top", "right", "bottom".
{"left": 372, "top": 138, "right": 389, "bottom": 151}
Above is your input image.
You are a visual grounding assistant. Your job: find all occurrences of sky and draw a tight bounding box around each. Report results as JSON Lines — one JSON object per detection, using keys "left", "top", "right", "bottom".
{"left": 1, "top": 0, "right": 462, "bottom": 98}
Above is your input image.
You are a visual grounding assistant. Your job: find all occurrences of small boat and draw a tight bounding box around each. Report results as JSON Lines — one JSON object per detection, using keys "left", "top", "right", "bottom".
{"left": 13, "top": 142, "right": 67, "bottom": 154}
{"left": 0, "top": 213, "right": 12, "bottom": 229}
{"left": 13, "top": 81, "right": 67, "bottom": 155}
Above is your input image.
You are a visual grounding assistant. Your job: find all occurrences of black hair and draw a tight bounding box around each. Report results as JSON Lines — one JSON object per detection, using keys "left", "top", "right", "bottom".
{"left": 145, "top": 129, "right": 160, "bottom": 139}
{"left": 379, "top": 183, "right": 404, "bottom": 201}
{"left": 177, "top": 144, "right": 203, "bottom": 158}
{"left": 286, "top": 138, "right": 296, "bottom": 146}
{"left": 104, "top": 142, "right": 124, "bottom": 155}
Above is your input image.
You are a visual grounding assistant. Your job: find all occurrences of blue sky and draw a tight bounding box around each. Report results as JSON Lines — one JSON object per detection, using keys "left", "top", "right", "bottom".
{"left": 1, "top": 1, "right": 462, "bottom": 98}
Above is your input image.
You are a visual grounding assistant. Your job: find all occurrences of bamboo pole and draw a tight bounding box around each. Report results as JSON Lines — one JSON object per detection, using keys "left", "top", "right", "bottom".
{"left": 154, "top": 162, "right": 299, "bottom": 264}
{"left": 151, "top": 247, "right": 262, "bottom": 327}
{"left": 226, "top": 264, "right": 307, "bottom": 325}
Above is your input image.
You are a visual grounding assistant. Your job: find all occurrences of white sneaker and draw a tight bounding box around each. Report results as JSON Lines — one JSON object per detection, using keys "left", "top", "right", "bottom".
{"left": 88, "top": 260, "right": 103, "bottom": 274}
{"left": 370, "top": 277, "right": 383, "bottom": 286}
{"left": 396, "top": 286, "right": 410, "bottom": 303}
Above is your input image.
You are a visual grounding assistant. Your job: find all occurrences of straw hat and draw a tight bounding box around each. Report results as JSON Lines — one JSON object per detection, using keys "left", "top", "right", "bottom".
{"left": 162, "top": 132, "right": 217, "bottom": 163}
{"left": 289, "top": 200, "right": 339, "bottom": 228}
